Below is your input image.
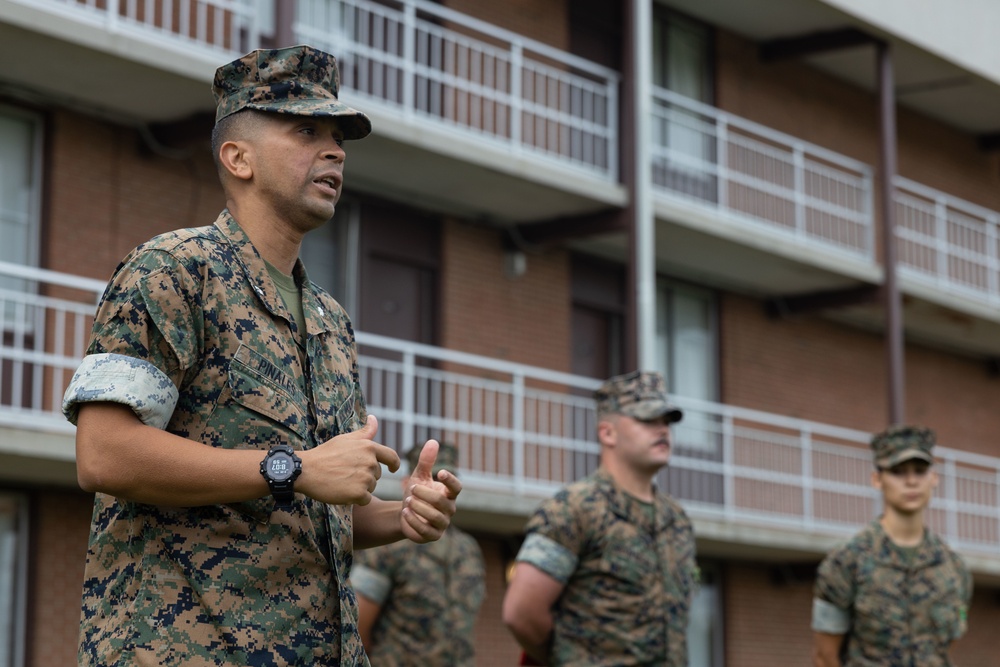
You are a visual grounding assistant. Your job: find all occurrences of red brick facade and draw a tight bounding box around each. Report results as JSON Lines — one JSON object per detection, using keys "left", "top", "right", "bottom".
{"left": 8, "top": 3, "right": 1000, "bottom": 666}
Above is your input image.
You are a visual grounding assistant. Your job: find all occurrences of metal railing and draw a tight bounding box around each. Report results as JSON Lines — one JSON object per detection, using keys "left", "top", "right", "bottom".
{"left": 20, "top": 0, "right": 260, "bottom": 54}
{"left": 651, "top": 87, "right": 875, "bottom": 260}
{"left": 357, "top": 332, "right": 1000, "bottom": 557}
{"left": 1, "top": 264, "right": 998, "bottom": 557}
{"left": 295, "top": 0, "right": 619, "bottom": 180}
{"left": 0, "top": 261, "right": 105, "bottom": 434}
{"left": 894, "top": 176, "right": 1000, "bottom": 307}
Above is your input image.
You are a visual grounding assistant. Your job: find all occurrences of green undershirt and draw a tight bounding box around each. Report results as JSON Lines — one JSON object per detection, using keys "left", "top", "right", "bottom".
{"left": 264, "top": 260, "right": 306, "bottom": 354}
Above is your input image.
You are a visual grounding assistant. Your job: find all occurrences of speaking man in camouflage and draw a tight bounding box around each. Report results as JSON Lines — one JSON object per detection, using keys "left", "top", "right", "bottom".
{"left": 812, "top": 425, "right": 972, "bottom": 666}
{"left": 62, "top": 45, "right": 461, "bottom": 666}
{"left": 350, "top": 443, "right": 486, "bottom": 666}
{"left": 502, "top": 370, "right": 698, "bottom": 666}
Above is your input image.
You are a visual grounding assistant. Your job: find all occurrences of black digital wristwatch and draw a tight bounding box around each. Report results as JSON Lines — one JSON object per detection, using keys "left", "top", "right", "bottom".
{"left": 259, "top": 444, "right": 302, "bottom": 509}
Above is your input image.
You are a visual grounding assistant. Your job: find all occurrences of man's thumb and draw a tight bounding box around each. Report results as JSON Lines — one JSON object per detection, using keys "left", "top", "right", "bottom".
{"left": 413, "top": 439, "right": 440, "bottom": 479}
{"left": 357, "top": 414, "right": 378, "bottom": 438}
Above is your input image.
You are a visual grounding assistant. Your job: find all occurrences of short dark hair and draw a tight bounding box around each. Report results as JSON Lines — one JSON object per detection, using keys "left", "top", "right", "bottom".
{"left": 210, "top": 109, "right": 269, "bottom": 175}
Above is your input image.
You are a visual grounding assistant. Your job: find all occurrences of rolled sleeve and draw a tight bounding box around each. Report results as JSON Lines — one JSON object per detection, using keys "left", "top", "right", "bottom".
{"left": 515, "top": 533, "right": 578, "bottom": 584}
{"left": 62, "top": 353, "right": 179, "bottom": 429}
{"left": 812, "top": 597, "right": 851, "bottom": 634}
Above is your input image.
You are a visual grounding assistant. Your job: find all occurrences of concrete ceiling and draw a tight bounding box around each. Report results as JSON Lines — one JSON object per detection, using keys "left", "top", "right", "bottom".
{"left": 663, "top": 0, "right": 1000, "bottom": 136}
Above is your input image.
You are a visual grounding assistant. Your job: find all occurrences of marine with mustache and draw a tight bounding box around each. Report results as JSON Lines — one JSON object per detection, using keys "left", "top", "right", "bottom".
{"left": 503, "top": 370, "right": 698, "bottom": 666}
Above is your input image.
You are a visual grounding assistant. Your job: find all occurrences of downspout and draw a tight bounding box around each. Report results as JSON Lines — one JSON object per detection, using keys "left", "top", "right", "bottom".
{"left": 629, "top": 0, "right": 656, "bottom": 371}
{"left": 878, "top": 42, "right": 905, "bottom": 425}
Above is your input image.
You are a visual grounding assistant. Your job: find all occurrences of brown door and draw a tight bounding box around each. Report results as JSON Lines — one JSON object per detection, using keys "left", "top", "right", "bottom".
{"left": 358, "top": 201, "right": 440, "bottom": 345}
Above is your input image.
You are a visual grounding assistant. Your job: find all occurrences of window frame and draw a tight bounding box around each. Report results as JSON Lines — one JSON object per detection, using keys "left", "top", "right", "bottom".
{"left": 0, "top": 493, "right": 28, "bottom": 667}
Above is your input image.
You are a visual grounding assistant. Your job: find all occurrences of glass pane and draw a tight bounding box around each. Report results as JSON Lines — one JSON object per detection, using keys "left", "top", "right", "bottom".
{"left": 667, "top": 19, "right": 709, "bottom": 102}
{"left": 0, "top": 495, "right": 24, "bottom": 667}
{"left": 657, "top": 282, "right": 718, "bottom": 452}
{"left": 0, "top": 110, "right": 39, "bottom": 324}
{"left": 299, "top": 199, "right": 359, "bottom": 318}
{"left": 687, "top": 565, "right": 721, "bottom": 666}
{"left": 0, "top": 113, "right": 34, "bottom": 267}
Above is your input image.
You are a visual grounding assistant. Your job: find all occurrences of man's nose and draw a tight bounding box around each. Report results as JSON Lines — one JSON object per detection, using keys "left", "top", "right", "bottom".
{"left": 322, "top": 142, "right": 345, "bottom": 161}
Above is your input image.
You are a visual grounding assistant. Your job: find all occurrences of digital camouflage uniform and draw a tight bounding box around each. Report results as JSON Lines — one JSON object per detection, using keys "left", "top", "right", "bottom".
{"left": 517, "top": 469, "right": 697, "bottom": 667}
{"left": 812, "top": 426, "right": 973, "bottom": 667}
{"left": 62, "top": 43, "right": 375, "bottom": 667}
{"left": 350, "top": 443, "right": 486, "bottom": 667}
{"left": 64, "top": 211, "right": 369, "bottom": 666}
{"left": 514, "top": 369, "right": 696, "bottom": 667}
{"left": 352, "top": 528, "right": 486, "bottom": 666}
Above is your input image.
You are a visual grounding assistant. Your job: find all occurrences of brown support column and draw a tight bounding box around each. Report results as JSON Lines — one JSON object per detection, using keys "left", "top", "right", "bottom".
{"left": 274, "top": 0, "right": 296, "bottom": 49}
{"left": 878, "top": 42, "right": 905, "bottom": 425}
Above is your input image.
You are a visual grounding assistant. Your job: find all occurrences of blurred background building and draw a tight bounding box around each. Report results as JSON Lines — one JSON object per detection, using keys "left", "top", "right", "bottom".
{"left": 1, "top": 0, "right": 999, "bottom": 664}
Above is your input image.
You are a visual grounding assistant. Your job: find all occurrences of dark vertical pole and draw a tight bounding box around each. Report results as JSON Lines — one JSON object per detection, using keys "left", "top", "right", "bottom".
{"left": 878, "top": 42, "right": 904, "bottom": 425}
{"left": 275, "top": 0, "right": 296, "bottom": 49}
{"left": 621, "top": 0, "right": 639, "bottom": 372}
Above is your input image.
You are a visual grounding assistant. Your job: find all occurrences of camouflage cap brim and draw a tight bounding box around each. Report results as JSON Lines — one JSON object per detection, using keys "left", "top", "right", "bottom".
{"left": 877, "top": 447, "right": 934, "bottom": 469}
{"left": 224, "top": 98, "right": 372, "bottom": 140}
{"left": 620, "top": 400, "right": 684, "bottom": 423}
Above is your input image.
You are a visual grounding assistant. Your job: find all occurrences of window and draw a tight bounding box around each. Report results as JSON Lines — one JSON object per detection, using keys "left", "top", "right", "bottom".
{"left": 300, "top": 198, "right": 361, "bottom": 319}
{"left": 0, "top": 494, "right": 27, "bottom": 667}
{"left": 655, "top": 279, "right": 718, "bottom": 451}
{"left": 0, "top": 107, "right": 42, "bottom": 318}
{"left": 571, "top": 255, "right": 625, "bottom": 379}
{"left": 651, "top": 9, "right": 715, "bottom": 202}
{"left": 687, "top": 561, "right": 724, "bottom": 667}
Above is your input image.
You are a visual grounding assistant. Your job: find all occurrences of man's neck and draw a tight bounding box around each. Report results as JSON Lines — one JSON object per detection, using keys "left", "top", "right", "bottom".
{"left": 601, "top": 462, "right": 656, "bottom": 502}
{"left": 227, "top": 200, "right": 302, "bottom": 274}
{"left": 880, "top": 509, "right": 925, "bottom": 547}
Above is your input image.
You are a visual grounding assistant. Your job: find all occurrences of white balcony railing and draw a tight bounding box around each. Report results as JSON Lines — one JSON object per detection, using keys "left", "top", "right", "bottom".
{"left": 2, "top": 262, "right": 997, "bottom": 558}
{"left": 21, "top": 0, "right": 260, "bottom": 54}
{"left": 651, "top": 87, "right": 875, "bottom": 260}
{"left": 295, "top": 0, "right": 619, "bottom": 180}
{"left": 23, "top": 0, "right": 619, "bottom": 180}
{"left": 895, "top": 176, "right": 1000, "bottom": 307}
{"left": 0, "top": 261, "right": 105, "bottom": 434}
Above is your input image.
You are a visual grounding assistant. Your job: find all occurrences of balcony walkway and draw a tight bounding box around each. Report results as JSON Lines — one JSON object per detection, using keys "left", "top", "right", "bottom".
{"left": 0, "top": 262, "right": 997, "bottom": 564}
{"left": 12, "top": 0, "right": 1000, "bottom": 322}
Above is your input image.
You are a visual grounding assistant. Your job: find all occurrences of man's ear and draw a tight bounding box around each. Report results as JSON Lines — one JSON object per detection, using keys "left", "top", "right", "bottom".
{"left": 218, "top": 140, "right": 254, "bottom": 181}
{"left": 596, "top": 419, "right": 615, "bottom": 448}
{"left": 870, "top": 469, "right": 882, "bottom": 491}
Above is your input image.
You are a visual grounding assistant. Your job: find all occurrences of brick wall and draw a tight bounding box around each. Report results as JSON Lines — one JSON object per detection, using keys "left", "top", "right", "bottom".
{"left": 714, "top": 30, "right": 1000, "bottom": 212}
{"left": 44, "top": 110, "right": 224, "bottom": 282}
{"left": 473, "top": 535, "right": 522, "bottom": 665}
{"left": 721, "top": 293, "right": 1000, "bottom": 457}
{"left": 441, "top": 0, "right": 570, "bottom": 51}
{"left": 441, "top": 219, "right": 572, "bottom": 372}
{"left": 724, "top": 562, "right": 815, "bottom": 666}
{"left": 26, "top": 490, "right": 92, "bottom": 667}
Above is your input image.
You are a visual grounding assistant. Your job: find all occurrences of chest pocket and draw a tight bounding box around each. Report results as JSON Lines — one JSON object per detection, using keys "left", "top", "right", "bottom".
{"left": 226, "top": 344, "right": 309, "bottom": 442}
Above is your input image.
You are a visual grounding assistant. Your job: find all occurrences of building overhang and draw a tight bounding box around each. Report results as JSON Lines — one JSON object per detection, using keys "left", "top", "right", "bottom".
{"left": 664, "top": 0, "right": 1000, "bottom": 138}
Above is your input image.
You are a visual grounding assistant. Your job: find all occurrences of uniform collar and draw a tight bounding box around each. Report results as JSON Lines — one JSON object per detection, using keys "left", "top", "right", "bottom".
{"left": 870, "top": 519, "right": 946, "bottom": 570}
{"left": 594, "top": 467, "right": 675, "bottom": 531}
{"left": 216, "top": 210, "right": 333, "bottom": 337}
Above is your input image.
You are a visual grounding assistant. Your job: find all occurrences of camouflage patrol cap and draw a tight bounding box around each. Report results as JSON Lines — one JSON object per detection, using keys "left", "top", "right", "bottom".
{"left": 871, "top": 425, "right": 935, "bottom": 469}
{"left": 212, "top": 45, "right": 371, "bottom": 139}
{"left": 405, "top": 442, "right": 459, "bottom": 478}
{"left": 595, "top": 370, "right": 683, "bottom": 423}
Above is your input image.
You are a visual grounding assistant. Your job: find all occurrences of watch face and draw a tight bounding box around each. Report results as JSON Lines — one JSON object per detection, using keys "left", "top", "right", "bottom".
{"left": 268, "top": 453, "right": 295, "bottom": 481}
